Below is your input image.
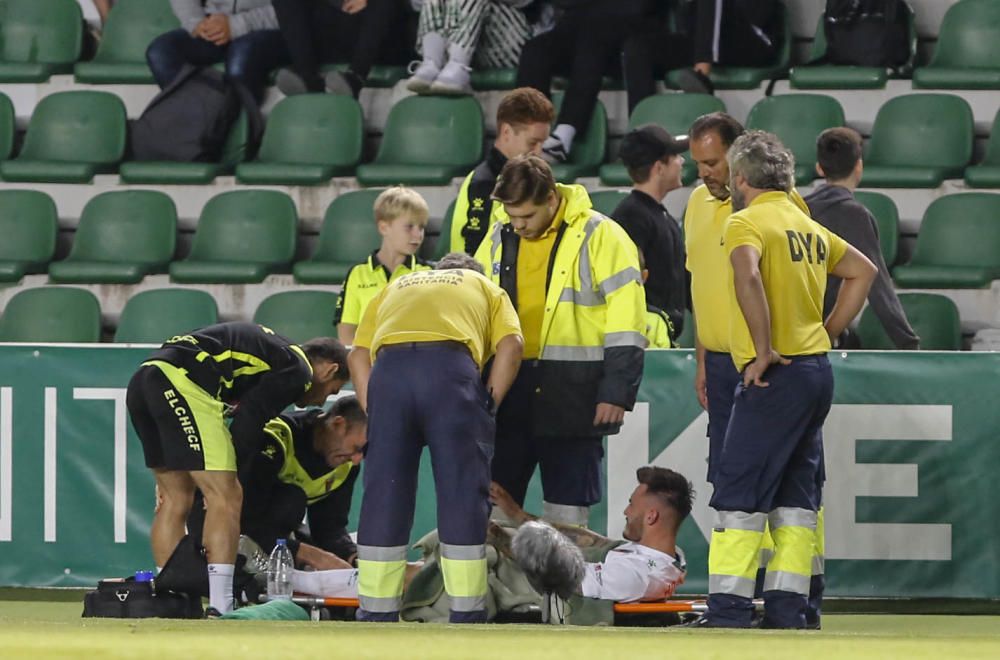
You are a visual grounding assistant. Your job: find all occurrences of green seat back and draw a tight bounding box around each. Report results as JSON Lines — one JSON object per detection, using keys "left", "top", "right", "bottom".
{"left": 0, "top": 190, "right": 58, "bottom": 271}
{"left": 676, "top": 310, "right": 695, "bottom": 349}
{"left": 978, "top": 110, "right": 1000, "bottom": 167}
{"left": 866, "top": 94, "right": 973, "bottom": 170}
{"left": 0, "top": 287, "right": 101, "bottom": 342}
{"left": 928, "top": 0, "right": 1000, "bottom": 69}
{"left": 431, "top": 199, "right": 457, "bottom": 260}
{"left": 0, "top": 0, "right": 82, "bottom": 66}
{"left": 67, "top": 191, "right": 176, "bottom": 267}
{"left": 853, "top": 191, "right": 899, "bottom": 267}
{"left": 257, "top": 95, "right": 362, "bottom": 168}
{"left": 908, "top": 193, "right": 1000, "bottom": 268}
{"left": 310, "top": 189, "right": 384, "bottom": 265}
{"left": 253, "top": 291, "right": 340, "bottom": 344}
{"left": 17, "top": 91, "right": 127, "bottom": 164}
{"left": 746, "top": 94, "right": 845, "bottom": 183}
{"left": 114, "top": 289, "right": 218, "bottom": 343}
{"left": 589, "top": 190, "right": 629, "bottom": 218}
{"left": 90, "top": 0, "right": 180, "bottom": 65}
{"left": 857, "top": 293, "right": 962, "bottom": 350}
{"left": 374, "top": 96, "right": 483, "bottom": 167}
{"left": 0, "top": 92, "right": 13, "bottom": 160}
{"left": 186, "top": 190, "right": 297, "bottom": 265}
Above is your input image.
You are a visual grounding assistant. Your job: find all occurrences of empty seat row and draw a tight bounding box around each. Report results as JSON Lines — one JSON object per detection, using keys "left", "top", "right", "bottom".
{"left": 0, "top": 286, "right": 339, "bottom": 344}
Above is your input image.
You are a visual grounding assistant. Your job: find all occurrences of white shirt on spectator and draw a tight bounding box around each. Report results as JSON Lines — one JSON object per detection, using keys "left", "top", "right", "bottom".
{"left": 579, "top": 542, "right": 686, "bottom": 603}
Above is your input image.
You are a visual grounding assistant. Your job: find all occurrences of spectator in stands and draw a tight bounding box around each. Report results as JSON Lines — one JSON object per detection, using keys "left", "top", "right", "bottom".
{"left": 335, "top": 186, "right": 432, "bottom": 345}
{"left": 623, "top": 0, "right": 781, "bottom": 109}
{"left": 147, "top": 0, "right": 288, "bottom": 101}
{"left": 611, "top": 124, "right": 689, "bottom": 341}
{"left": 272, "top": 0, "right": 411, "bottom": 98}
{"left": 406, "top": 0, "right": 535, "bottom": 95}
{"left": 805, "top": 127, "right": 920, "bottom": 350}
{"left": 516, "top": 0, "right": 662, "bottom": 163}
{"left": 450, "top": 87, "right": 554, "bottom": 256}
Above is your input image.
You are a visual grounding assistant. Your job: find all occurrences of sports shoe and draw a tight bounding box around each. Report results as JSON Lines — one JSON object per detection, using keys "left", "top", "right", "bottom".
{"left": 204, "top": 606, "right": 223, "bottom": 619}
{"left": 276, "top": 68, "right": 314, "bottom": 96}
{"left": 325, "top": 70, "right": 363, "bottom": 98}
{"left": 541, "top": 136, "right": 569, "bottom": 164}
{"left": 406, "top": 59, "right": 441, "bottom": 94}
{"left": 429, "top": 61, "right": 473, "bottom": 96}
{"left": 237, "top": 535, "right": 269, "bottom": 576}
{"left": 674, "top": 68, "right": 715, "bottom": 95}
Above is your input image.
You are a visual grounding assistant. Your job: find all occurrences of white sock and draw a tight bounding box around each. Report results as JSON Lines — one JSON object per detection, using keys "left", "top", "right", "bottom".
{"left": 446, "top": 43, "right": 473, "bottom": 67}
{"left": 290, "top": 568, "right": 359, "bottom": 598}
{"left": 552, "top": 124, "right": 576, "bottom": 152}
{"left": 207, "top": 563, "right": 235, "bottom": 614}
{"left": 421, "top": 32, "right": 447, "bottom": 68}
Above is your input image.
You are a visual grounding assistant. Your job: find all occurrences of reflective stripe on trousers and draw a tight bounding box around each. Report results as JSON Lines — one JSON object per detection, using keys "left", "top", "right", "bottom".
{"left": 440, "top": 543, "right": 488, "bottom": 613}
{"left": 357, "top": 544, "right": 407, "bottom": 613}
{"left": 708, "top": 510, "right": 766, "bottom": 599}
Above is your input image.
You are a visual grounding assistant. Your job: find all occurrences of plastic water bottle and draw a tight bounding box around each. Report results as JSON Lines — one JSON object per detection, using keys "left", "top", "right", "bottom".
{"left": 267, "top": 539, "right": 294, "bottom": 601}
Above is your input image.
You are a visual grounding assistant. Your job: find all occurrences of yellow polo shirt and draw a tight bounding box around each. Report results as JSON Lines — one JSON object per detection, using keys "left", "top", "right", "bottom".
{"left": 516, "top": 198, "right": 566, "bottom": 359}
{"left": 334, "top": 251, "right": 431, "bottom": 327}
{"left": 353, "top": 269, "right": 522, "bottom": 370}
{"left": 684, "top": 185, "right": 811, "bottom": 353}
{"left": 723, "top": 191, "right": 849, "bottom": 369}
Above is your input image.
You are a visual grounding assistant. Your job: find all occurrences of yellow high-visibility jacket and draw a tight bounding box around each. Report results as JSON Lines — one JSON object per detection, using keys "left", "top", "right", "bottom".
{"left": 474, "top": 184, "right": 647, "bottom": 436}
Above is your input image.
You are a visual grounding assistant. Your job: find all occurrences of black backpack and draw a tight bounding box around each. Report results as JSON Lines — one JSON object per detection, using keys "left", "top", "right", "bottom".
{"left": 130, "top": 65, "right": 262, "bottom": 162}
{"left": 823, "top": 0, "right": 910, "bottom": 68}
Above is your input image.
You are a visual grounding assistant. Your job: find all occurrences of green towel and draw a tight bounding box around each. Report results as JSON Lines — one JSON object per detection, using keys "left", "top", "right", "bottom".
{"left": 220, "top": 599, "right": 309, "bottom": 621}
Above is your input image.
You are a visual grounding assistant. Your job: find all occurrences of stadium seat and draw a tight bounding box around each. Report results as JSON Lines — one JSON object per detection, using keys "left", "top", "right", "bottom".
{"left": 355, "top": 97, "right": 483, "bottom": 186}
{"left": 0, "top": 287, "right": 102, "bottom": 342}
{"left": 471, "top": 68, "right": 518, "bottom": 91}
{"left": 0, "top": 0, "right": 82, "bottom": 83}
{"left": 48, "top": 191, "right": 177, "bottom": 284}
{"left": 73, "top": 0, "right": 181, "bottom": 84}
{"left": 676, "top": 310, "right": 695, "bottom": 349}
{"left": 859, "top": 94, "right": 974, "bottom": 188}
{"left": 853, "top": 191, "right": 900, "bottom": 267}
{"left": 253, "top": 291, "right": 340, "bottom": 344}
{"left": 119, "top": 112, "right": 250, "bottom": 184}
{"left": 790, "top": 6, "right": 917, "bottom": 89}
{"left": 599, "top": 94, "right": 725, "bottom": 187}
{"left": 236, "top": 95, "right": 363, "bottom": 185}
{"left": 589, "top": 190, "right": 629, "bottom": 218}
{"left": 0, "top": 93, "right": 13, "bottom": 161}
{"left": 293, "top": 189, "right": 383, "bottom": 284}
{"left": 0, "top": 91, "right": 127, "bottom": 183}
{"left": 745, "top": 95, "right": 844, "bottom": 185}
{"left": 913, "top": 0, "right": 1000, "bottom": 89}
{"left": 893, "top": 193, "right": 1000, "bottom": 289}
{"left": 430, "top": 199, "right": 457, "bottom": 261}
{"left": 0, "top": 190, "right": 58, "bottom": 283}
{"left": 114, "top": 289, "right": 218, "bottom": 343}
{"left": 964, "top": 109, "right": 1000, "bottom": 188}
{"left": 856, "top": 293, "right": 962, "bottom": 350}
{"left": 665, "top": 2, "right": 791, "bottom": 90}
{"left": 551, "top": 93, "right": 606, "bottom": 183}
{"left": 170, "top": 190, "right": 298, "bottom": 283}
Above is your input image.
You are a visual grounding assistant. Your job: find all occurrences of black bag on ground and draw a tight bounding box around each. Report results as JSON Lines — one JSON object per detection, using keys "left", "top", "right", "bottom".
{"left": 823, "top": 0, "right": 909, "bottom": 68}
{"left": 82, "top": 577, "right": 203, "bottom": 619}
{"left": 130, "top": 65, "right": 261, "bottom": 162}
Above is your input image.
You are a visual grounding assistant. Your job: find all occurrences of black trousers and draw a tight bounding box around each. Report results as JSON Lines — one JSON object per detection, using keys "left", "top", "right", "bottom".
{"left": 271, "top": 0, "right": 413, "bottom": 89}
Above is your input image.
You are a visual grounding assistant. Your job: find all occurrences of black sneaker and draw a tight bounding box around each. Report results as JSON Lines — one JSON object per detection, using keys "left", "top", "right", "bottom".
{"left": 541, "top": 137, "right": 569, "bottom": 164}
{"left": 675, "top": 68, "right": 715, "bottom": 96}
{"left": 204, "top": 606, "right": 223, "bottom": 619}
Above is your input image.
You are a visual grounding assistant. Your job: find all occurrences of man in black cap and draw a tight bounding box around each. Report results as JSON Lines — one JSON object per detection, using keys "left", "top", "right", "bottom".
{"left": 611, "top": 124, "right": 689, "bottom": 341}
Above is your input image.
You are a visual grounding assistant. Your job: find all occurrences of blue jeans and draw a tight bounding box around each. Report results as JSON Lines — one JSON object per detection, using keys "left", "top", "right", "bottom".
{"left": 146, "top": 28, "right": 290, "bottom": 100}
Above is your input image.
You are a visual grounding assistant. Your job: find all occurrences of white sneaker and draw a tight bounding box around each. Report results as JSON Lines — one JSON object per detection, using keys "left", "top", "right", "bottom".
{"left": 406, "top": 59, "right": 440, "bottom": 94}
{"left": 237, "top": 535, "right": 268, "bottom": 576}
{"left": 430, "top": 61, "right": 473, "bottom": 95}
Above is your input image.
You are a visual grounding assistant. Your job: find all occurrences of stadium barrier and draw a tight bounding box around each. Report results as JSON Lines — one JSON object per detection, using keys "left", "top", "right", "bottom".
{"left": 0, "top": 346, "right": 996, "bottom": 599}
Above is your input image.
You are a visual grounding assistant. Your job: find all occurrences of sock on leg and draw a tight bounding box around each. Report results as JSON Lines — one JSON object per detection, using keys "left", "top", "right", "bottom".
{"left": 208, "top": 563, "right": 235, "bottom": 614}
{"left": 552, "top": 124, "right": 577, "bottom": 152}
{"left": 422, "top": 32, "right": 447, "bottom": 68}
{"left": 446, "top": 43, "right": 473, "bottom": 67}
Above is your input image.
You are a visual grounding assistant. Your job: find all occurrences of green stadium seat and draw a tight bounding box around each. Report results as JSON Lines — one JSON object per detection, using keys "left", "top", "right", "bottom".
{"left": 589, "top": 190, "right": 629, "bottom": 218}
{"left": 73, "top": 0, "right": 181, "bottom": 84}
{"left": 0, "top": 190, "right": 58, "bottom": 283}
{"left": 746, "top": 94, "right": 845, "bottom": 185}
{"left": 48, "top": 191, "right": 177, "bottom": 284}
{"left": 676, "top": 310, "right": 695, "bottom": 349}
{"left": 253, "top": 291, "right": 340, "bottom": 344}
{"left": 321, "top": 63, "right": 406, "bottom": 88}
{"left": 236, "top": 95, "right": 363, "bottom": 185}
{"left": 355, "top": 96, "right": 483, "bottom": 186}
{"left": 550, "top": 93, "right": 606, "bottom": 183}
{"left": 0, "top": 92, "right": 13, "bottom": 161}
{"left": 293, "top": 189, "right": 383, "bottom": 284}
{"left": 666, "top": 2, "right": 791, "bottom": 90}
{"left": 859, "top": 94, "right": 973, "bottom": 188}
{"left": 114, "top": 289, "right": 218, "bottom": 343}
{"left": 471, "top": 68, "right": 517, "bottom": 91}
{"left": 599, "top": 94, "right": 726, "bottom": 187}
{"left": 964, "top": 110, "right": 1000, "bottom": 188}
{"left": 430, "top": 199, "right": 457, "bottom": 261}
{"left": 119, "top": 113, "right": 249, "bottom": 184}
{"left": 913, "top": 0, "right": 1000, "bottom": 90}
{"left": 790, "top": 6, "right": 916, "bottom": 89}
{"left": 893, "top": 193, "right": 1000, "bottom": 289}
{"left": 0, "top": 287, "right": 102, "bottom": 342}
{"left": 856, "top": 293, "right": 962, "bottom": 350}
{"left": 170, "top": 190, "right": 298, "bottom": 283}
{"left": 0, "top": 0, "right": 82, "bottom": 83}
{"left": 853, "top": 191, "right": 900, "bottom": 267}
{"left": 0, "top": 91, "right": 127, "bottom": 183}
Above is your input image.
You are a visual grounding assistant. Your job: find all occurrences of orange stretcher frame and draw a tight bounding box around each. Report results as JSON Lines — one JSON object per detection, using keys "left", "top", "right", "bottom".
{"left": 289, "top": 596, "right": 763, "bottom": 614}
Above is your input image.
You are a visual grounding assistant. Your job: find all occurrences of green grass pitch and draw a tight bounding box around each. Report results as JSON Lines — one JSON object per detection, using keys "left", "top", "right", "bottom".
{"left": 1, "top": 594, "right": 999, "bottom": 659}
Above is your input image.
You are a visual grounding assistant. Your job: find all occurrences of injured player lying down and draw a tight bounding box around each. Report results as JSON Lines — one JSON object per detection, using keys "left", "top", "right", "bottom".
{"left": 287, "top": 466, "right": 691, "bottom": 608}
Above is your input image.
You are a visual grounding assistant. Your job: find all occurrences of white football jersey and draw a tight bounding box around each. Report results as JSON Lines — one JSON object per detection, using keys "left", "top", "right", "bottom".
{"left": 579, "top": 542, "right": 686, "bottom": 602}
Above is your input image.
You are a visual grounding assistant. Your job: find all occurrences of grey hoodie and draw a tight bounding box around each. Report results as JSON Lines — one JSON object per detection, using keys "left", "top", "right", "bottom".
{"left": 170, "top": 0, "right": 279, "bottom": 40}
{"left": 805, "top": 183, "right": 920, "bottom": 349}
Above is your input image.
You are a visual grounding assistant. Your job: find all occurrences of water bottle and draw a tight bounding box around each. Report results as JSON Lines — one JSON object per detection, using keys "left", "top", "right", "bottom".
{"left": 267, "top": 539, "right": 294, "bottom": 601}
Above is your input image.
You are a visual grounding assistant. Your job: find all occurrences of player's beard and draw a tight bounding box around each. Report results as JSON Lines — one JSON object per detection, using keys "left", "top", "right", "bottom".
{"left": 730, "top": 182, "right": 746, "bottom": 211}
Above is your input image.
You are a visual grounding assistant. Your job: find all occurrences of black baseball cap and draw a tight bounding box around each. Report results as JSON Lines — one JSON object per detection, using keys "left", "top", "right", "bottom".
{"left": 620, "top": 124, "right": 689, "bottom": 169}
